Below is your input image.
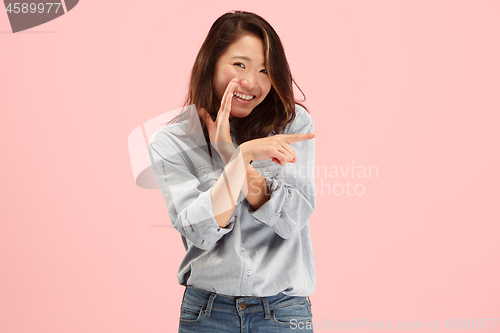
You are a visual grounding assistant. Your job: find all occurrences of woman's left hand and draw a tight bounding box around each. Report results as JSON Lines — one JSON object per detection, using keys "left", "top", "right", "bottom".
{"left": 199, "top": 78, "right": 238, "bottom": 160}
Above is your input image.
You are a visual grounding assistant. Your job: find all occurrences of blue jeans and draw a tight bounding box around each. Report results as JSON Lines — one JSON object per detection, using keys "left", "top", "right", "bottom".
{"left": 178, "top": 286, "right": 314, "bottom": 332}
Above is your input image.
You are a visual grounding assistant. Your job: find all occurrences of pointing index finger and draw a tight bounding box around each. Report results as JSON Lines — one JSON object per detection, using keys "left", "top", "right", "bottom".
{"left": 283, "top": 132, "right": 316, "bottom": 144}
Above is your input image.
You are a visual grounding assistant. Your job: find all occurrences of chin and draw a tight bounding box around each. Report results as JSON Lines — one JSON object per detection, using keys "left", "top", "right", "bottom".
{"left": 230, "top": 109, "right": 252, "bottom": 118}
{"left": 231, "top": 113, "right": 250, "bottom": 119}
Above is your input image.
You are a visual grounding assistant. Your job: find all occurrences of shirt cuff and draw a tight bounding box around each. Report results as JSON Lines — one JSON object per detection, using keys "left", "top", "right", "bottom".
{"left": 182, "top": 188, "right": 235, "bottom": 250}
{"left": 248, "top": 177, "right": 287, "bottom": 228}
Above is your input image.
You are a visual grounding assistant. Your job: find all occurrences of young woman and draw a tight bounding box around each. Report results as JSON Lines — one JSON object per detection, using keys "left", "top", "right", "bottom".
{"left": 148, "top": 10, "right": 317, "bottom": 332}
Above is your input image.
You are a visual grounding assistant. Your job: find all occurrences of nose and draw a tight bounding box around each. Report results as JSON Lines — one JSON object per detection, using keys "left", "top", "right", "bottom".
{"left": 238, "top": 73, "right": 258, "bottom": 90}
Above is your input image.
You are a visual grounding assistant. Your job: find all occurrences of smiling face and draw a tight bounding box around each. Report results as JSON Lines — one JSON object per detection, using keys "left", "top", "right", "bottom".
{"left": 212, "top": 34, "right": 272, "bottom": 120}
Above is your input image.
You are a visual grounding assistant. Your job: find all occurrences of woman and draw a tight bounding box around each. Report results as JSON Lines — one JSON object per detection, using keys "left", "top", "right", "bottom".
{"left": 148, "top": 10, "right": 317, "bottom": 332}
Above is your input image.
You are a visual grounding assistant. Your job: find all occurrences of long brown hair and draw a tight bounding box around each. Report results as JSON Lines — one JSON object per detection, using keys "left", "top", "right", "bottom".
{"left": 167, "top": 11, "right": 308, "bottom": 154}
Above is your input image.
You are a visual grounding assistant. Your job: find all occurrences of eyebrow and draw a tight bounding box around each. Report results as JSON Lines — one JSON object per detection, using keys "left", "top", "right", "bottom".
{"left": 231, "top": 56, "right": 266, "bottom": 66}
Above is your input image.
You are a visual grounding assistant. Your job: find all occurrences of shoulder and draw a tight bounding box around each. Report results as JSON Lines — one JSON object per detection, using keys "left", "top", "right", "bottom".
{"left": 148, "top": 104, "right": 200, "bottom": 148}
{"left": 285, "top": 104, "right": 314, "bottom": 134}
{"left": 149, "top": 121, "right": 186, "bottom": 148}
{"left": 147, "top": 117, "right": 197, "bottom": 162}
{"left": 295, "top": 104, "right": 313, "bottom": 125}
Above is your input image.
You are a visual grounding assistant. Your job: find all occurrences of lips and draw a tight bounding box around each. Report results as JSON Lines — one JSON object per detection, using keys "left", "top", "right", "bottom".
{"left": 233, "top": 95, "right": 254, "bottom": 104}
{"left": 233, "top": 91, "right": 255, "bottom": 101}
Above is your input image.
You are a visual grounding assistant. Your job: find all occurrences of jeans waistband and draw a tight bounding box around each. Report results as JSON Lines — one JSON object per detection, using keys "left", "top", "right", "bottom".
{"left": 183, "top": 286, "right": 311, "bottom": 318}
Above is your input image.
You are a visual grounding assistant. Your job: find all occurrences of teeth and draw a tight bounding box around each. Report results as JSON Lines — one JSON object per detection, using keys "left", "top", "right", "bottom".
{"left": 233, "top": 92, "right": 254, "bottom": 100}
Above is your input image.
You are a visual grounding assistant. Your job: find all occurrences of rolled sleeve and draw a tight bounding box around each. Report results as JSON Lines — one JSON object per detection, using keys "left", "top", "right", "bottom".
{"left": 148, "top": 129, "right": 235, "bottom": 251}
{"left": 178, "top": 187, "right": 235, "bottom": 250}
{"left": 248, "top": 105, "right": 316, "bottom": 239}
{"left": 248, "top": 177, "right": 286, "bottom": 224}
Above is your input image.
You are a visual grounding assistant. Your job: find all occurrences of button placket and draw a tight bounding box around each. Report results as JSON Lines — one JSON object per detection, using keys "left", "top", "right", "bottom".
{"left": 240, "top": 255, "right": 254, "bottom": 295}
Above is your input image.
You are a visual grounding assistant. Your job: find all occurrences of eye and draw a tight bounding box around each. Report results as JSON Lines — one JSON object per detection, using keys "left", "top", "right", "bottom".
{"left": 260, "top": 68, "right": 268, "bottom": 74}
{"left": 233, "top": 62, "right": 245, "bottom": 69}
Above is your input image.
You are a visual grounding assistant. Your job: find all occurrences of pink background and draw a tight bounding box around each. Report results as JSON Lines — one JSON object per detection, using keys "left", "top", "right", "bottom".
{"left": 1, "top": 1, "right": 499, "bottom": 332}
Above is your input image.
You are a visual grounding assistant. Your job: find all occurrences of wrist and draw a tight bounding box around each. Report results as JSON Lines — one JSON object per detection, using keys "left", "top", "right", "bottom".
{"left": 213, "top": 142, "right": 236, "bottom": 164}
{"left": 220, "top": 148, "right": 235, "bottom": 164}
{"left": 239, "top": 142, "right": 253, "bottom": 165}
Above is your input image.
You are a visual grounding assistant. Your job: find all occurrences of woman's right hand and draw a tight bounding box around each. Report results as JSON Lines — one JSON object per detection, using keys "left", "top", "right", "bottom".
{"left": 240, "top": 132, "right": 316, "bottom": 166}
{"left": 199, "top": 78, "right": 238, "bottom": 160}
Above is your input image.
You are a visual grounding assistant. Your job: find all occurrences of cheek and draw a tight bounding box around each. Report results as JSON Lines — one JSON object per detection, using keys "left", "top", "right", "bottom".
{"left": 261, "top": 81, "right": 272, "bottom": 99}
{"left": 214, "top": 68, "right": 237, "bottom": 98}
{"left": 219, "top": 66, "right": 235, "bottom": 79}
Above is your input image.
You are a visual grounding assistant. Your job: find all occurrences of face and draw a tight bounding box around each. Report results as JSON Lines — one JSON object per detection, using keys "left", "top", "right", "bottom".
{"left": 213, "top": 34, "right": 272, "bottom": 120}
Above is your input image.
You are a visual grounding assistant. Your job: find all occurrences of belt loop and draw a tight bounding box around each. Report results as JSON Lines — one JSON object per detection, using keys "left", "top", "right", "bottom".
{"left": 204, "top": 293, "right": 217, "bottom": 317}
{"left": 261, "top": 297, "right": 271, "bottom": 319}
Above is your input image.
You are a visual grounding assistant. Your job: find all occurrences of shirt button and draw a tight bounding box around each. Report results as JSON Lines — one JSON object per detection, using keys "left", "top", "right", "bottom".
{"left": 203, "top": 173, "right": 208, "bottom": 179}
{"left": 246, "top": 270, "right": 252, "bottom": 276}
{"left": 239, "top": 302, "right": 246, "bottom": 310}
{"left": 240, "top": 245, "right": 244, "bottom": 251}
{"left": 264, "top": 171, "right": 269, "bottom": 176}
